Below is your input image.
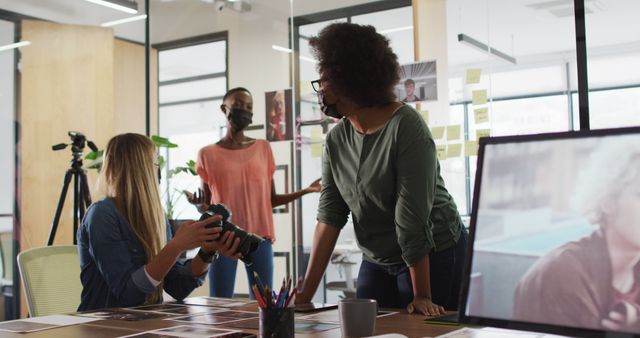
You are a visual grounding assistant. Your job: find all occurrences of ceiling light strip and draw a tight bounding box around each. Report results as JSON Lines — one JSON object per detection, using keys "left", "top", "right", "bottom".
{"left": 84, "top": 0, "right": 138, "bottom": 14}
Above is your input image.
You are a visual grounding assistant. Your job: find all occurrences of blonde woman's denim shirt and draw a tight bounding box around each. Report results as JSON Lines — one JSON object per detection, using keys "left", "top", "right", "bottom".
{"left": 77, "top": 198, "right": 205, "bottom": 311}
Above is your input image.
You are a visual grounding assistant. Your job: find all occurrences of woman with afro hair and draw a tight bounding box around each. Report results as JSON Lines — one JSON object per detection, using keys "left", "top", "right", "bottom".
{"left": 296, "top": 23, "right": 467, "bottom": 317}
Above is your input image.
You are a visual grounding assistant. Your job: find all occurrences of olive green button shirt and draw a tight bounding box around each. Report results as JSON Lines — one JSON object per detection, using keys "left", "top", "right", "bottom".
{"left": 317, "top": 105, "right": 462, "bottom": 266}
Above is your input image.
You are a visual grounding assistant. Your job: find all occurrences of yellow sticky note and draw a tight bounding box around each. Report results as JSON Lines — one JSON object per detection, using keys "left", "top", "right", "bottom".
{"left": 431, "top": 126, "right": 445, "bottom": 139}
{"left": 474, "top": 107, "right": 489, "bottom": 124}
{"left": 436, "top": 144, "right": 446, "bottom": 160}
{"left": 466, "top": 68, "right": 482, "bottom": 84}
{"left": 447, "top": 125, "right": 461, "bottom": 141}
{"left": 311, "top": 126, "right": 323, "bottom": 141}
{"left": 420, "top": 110, "right": 429, "bottom": 121}
{"left": 311, "top": 144, "right": 323, "bottom": 158}
{"left": 465, "top": 140, "right": 478, "bottom": 156}
{"left": 446, "top": 143, "right": 462, "bottom": 158}
{"left": 476, "top": 128, "right": 491, "bottom": 140}
{"left": 472, "top": 90, "right": 488, "bottom": 105}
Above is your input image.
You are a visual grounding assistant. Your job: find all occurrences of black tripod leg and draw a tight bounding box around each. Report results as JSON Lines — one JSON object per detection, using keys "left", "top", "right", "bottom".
{"left": 73, "top": 171, "right": 79, "bottom": 245}
{"left": 75, "top": 170, "right": 92, "bottom": 245}
{"left": 48, "top": 169, "right": 73, "bottom": 246}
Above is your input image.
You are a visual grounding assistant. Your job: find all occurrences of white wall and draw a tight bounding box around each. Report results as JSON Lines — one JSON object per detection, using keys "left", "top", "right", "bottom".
{"left": 0, "top": 19, "right": 15, "bottom": 229}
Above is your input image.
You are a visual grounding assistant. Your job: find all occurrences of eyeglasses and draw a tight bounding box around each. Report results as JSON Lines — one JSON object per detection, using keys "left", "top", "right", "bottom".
{"left": 311, "top": 79, "right": 322, "bottom": 92}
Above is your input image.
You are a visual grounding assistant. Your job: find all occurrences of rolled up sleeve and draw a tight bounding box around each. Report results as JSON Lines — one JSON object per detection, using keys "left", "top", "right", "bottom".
{"left": 394, "top": 120, "right": 437, "bottom": 266}
{"left": 316, "top": 143, "right": 350, "bottom": 230}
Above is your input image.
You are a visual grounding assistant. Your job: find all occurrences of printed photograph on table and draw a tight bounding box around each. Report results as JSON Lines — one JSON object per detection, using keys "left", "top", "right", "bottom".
{"left": 181, "top": 297, "right": 255, "bottom": 308}
{"left": 74, "top": 309, "right": 175, "bottom": 321}
{"left": 396, "top": 61, "right": 437, "bottom": 102}
{"left": 119, "top": 325, "right": 254, "bottom": 338}
{"left": 265, "top": 89, "right": 293, "bottom": 141}
{"left": 171, "top": 313, "right": 251, "bottom": 325}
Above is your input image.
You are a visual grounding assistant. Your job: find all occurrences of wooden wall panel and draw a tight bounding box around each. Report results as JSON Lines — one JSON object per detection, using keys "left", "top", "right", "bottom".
{"left": 113, "top": 40, "right": 158, "bottom": 136}
{"left": 20, "top": 20, "right": 114, "bottom": 253}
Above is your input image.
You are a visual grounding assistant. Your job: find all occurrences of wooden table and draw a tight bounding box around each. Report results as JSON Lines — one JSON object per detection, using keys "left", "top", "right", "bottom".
{"left": 1, "top": 301, "right": 463, "bottom": 337}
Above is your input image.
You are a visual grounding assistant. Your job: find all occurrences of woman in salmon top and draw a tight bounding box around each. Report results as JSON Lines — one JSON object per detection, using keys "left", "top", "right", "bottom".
{"left": 186, "top": 87, "right": 321, "bottom": 298}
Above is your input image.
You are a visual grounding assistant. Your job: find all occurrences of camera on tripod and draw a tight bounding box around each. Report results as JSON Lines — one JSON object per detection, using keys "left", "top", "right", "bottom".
{"left": 48, "top": 131, "right": 98, "bottom": 246}
{"left": 199, "top": 204, "right": 264, "bottom": 266}
{"left": 52, "top": 131, "right": 98, "bottom": 160}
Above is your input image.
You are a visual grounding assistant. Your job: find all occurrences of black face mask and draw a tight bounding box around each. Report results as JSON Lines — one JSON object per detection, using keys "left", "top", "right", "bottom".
{"left": 228, "top": 108, "right": 253, "bottom": 131}
{"left": 317, "top": 90, "right": 343, "bottom": 119}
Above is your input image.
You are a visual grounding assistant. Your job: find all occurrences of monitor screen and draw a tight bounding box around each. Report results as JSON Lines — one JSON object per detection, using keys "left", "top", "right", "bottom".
{"left": 459, "top": 127, "right": 640, "bottom": 338}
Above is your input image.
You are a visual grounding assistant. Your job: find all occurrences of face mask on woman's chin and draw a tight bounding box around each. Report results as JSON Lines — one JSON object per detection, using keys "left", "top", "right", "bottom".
{"left": 318, "top": 91, "right": 343, "bottom": 119}
{"left": 228, "top": 108, "right": 253, "bottom": 131}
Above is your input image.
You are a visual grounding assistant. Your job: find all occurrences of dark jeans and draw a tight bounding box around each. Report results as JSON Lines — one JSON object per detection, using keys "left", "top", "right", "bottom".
{"left": 356, "top": 228, "right": 468, "bottom": 310}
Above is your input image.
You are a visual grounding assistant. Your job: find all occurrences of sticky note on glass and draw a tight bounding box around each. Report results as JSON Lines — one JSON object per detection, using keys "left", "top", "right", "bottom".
{"left": 446, "top": 143, "right": 462, "bottom": 158}
{"left": 311, "top": 144, "right": 323, "bottom": 158}
{"left": 466, "top": 68, "right": 482, "bottom": 84}
{"left": 431, "top": 126, "right": 445, "bottom": 139}
{"left": 472, "top": 90, "right": 488, "bottom": 105}
{"left": 476, "top": 128, "right": 491, "bottom": 140}
{"left": 436, "top": 144, "right": 446, "bottom": 160}
{"left": 447, "top": 125, "right": 461, "bottom": 141}
{"left": 474, "top": 107, "right": 489, "bottom": 124}
{"left": 420, "top": 110, "right": 429, "bottom": 121}
{"left": 465, "top": 140, "right": 478, "bottom": 156}
{"left": 311, "top": 126, "right": 323, "bottom": 141}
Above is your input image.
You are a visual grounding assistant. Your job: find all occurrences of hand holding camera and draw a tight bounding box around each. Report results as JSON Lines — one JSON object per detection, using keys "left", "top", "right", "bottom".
{"left": 199, "top": 204, "right": 265, "bottom": 266}
{"left": 171, "top": 215, "right": 223, "bottom": 252}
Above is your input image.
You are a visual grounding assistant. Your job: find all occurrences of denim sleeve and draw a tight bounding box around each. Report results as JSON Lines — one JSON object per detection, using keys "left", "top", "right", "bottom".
{"left": 162, "top": 221, "right": 206, "bottom": 300}
{"left": 86, "top": 203, "right": 155, "bottom": 306}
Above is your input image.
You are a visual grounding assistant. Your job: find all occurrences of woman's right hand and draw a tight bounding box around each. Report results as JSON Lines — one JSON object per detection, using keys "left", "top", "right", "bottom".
{"left": 183, "top": 188, "right": 206, "bottom": 205}
{"left": 170, "top": 216, "right": 222, "bottom": 252}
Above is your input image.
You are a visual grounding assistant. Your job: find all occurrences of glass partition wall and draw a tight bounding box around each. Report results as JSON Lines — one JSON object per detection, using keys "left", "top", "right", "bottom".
{"left": 0, "top": 0, "right": 149, "bottom": 318}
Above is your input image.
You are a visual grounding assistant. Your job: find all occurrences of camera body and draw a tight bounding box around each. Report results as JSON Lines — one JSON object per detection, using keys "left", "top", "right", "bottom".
{"left": 199, "top": 204, "right": 264, "bottom": 266}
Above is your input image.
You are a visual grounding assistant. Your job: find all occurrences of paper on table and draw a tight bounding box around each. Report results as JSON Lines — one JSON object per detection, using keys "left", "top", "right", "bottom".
{"left": 0, "top": 315, "right": 100, "bottom": 333}
{"left": 364, "top": 334, "right": 408, "bottom": 338}
{"left": 433, "top": 327, "right": 570, "bottom": 338}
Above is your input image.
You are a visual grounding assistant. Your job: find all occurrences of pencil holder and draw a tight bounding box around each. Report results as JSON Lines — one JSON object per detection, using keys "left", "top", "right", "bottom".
{"left": 259, "top": 306, "right": 294, "bottom": 338}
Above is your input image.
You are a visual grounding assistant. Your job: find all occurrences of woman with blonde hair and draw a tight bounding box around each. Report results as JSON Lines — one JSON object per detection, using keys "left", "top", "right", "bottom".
{"left": 77, "top": 133, "right": 239, "bottom": 311}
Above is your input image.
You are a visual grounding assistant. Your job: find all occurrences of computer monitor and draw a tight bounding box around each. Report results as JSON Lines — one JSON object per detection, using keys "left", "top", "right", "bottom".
{"left": 458, "top": 127, "right": 640, "bottom": 338}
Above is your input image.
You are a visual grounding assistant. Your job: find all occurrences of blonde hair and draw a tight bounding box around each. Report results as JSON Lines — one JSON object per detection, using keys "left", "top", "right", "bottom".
{"left": 99, "top": 133, "right": 166, "bottom": 304}
{"left": 572, "top": 136, "right": 640, "bottom": 227}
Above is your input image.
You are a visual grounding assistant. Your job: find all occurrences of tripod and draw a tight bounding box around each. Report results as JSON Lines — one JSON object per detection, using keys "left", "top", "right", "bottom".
{"left": 47, "top": 155, "right": 92, "bottom": 245}
{"left": 48, "top": 132, "right": 96, "bottom": 246}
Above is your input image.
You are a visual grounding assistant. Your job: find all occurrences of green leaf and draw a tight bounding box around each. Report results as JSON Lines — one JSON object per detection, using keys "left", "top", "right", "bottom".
{"left": 152, "top": 135, "right": 178, "bottom": 148}
{"left": 85, "top": 149, "right": 103, "bottom": 161}
{"left": 158, "top": 156, "right": 166, "bottom": 170}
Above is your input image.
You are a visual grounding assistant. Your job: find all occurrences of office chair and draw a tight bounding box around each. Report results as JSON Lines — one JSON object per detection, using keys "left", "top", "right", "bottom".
{"left": 17, "top": 245, "right": 81, "bottom": 317}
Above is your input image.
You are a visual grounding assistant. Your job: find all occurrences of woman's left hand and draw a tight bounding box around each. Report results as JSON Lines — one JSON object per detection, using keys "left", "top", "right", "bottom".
{"left": 201, "top": 230, "right": 242, "bottom": 260}
{"left": 407, "top": 296, "right": 446, "bottom": 317}
{"left": 305, "top": 178, "right": 322, "bottom": 193}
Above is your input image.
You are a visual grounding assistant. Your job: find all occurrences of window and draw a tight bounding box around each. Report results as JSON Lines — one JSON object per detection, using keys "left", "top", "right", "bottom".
{"left": 157, "top": 36, "right": 227, "bottom": 220}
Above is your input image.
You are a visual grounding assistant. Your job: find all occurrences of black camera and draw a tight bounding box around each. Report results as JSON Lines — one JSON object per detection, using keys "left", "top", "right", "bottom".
{"left": 199, "top": 204, "right": 264, "bottom": 266}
